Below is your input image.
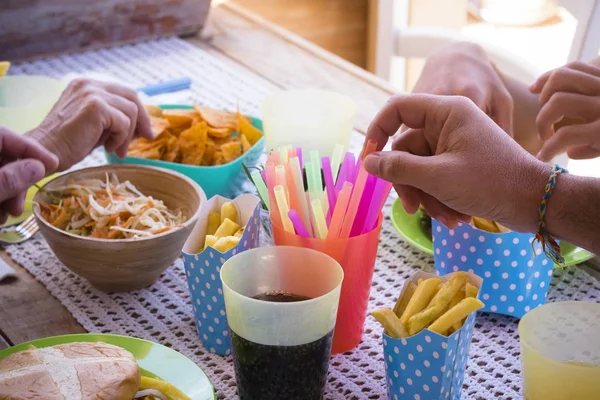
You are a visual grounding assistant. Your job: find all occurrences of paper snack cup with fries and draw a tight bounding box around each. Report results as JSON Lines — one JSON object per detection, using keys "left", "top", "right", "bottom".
{"left": 182, "top": 194, "right": 261, "bottom": 355}
{"left": 372, "top": 271, "right": 484, "bottom": 400}
{"left": 432, "top": 218, "right": 553, "bottom": 319}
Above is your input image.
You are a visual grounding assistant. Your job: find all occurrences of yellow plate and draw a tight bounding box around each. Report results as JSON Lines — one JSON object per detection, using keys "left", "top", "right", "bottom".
{"left": 2, "top": 174, "right": 57, "bottom": 227}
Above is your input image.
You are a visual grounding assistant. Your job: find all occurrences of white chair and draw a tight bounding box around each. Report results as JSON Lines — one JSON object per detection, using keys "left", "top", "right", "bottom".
{"left": 556, "top": 0, "right": 600, "bottom": 62}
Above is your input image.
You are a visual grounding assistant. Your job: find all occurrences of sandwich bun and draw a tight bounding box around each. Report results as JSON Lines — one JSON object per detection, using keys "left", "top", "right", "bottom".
{"left": 0, "top": 341, "right": 140, "bottom": 400}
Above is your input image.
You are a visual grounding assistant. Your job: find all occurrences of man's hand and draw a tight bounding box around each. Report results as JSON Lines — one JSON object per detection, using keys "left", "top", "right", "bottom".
{"left": 363, "top": 94, "right": 548, "bottom": 233}
{"left": 530, "top": 61, "right": 600, "bottom": 161}
{"left": 27, "top": 78, "right": 155, "bottom": 171}
{"left": 0, "top": 127, "right": 58, "bottom": 223}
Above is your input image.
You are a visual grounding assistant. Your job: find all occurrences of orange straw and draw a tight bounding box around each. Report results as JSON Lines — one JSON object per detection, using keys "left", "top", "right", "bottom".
{"left": 361, "top": 139, "right": 378, "bottom": 160}
{"left": 290, "top": 157, "right": 313, "bottom": 237}
{"left": 339, "top": 165, "right": 368, "bottom": 238}
{"left": 327, "top": 182, "right": 353, "bottom": 239}
{"left": 266, "top": 162, "right": 282, "bottom": 227}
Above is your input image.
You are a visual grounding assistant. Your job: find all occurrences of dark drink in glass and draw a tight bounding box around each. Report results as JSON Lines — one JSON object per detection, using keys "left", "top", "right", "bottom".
{"left": 220, "top": 247, "right": 344, "bottom": 400}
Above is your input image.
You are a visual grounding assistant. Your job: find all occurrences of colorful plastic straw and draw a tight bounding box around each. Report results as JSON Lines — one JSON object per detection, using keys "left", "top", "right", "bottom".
{"left": 311, "top": 199, "right": 328, "bottom": 239}
{"left": 288, "top": 209, "right": 309, "bottom": 237}
{"left": 327, "top": 182, "right": 353, "bottom": 239}
{"left": 361, "top": 139, "right": 377, "bottom": 161}
{"left": 265, "top": 162, "right": 281, "bottom": 227}
{"left": 362, "top": 180, "right": 392, "bottom": 233}
{"left": 335, "top": 153, "right": 354, "bottom": 194}
{"left": 297, "top": 148, "right": 303, "bottom": 171}
{"left": 250, "top": 170, "right": 270, "bottom": 210}
{"left": 290, "top": 157, "right": 313, "bottom": 237}
{"left": 351, "top": 174, "right": 376, "bottom": 237}
{"left": 261, "top": 169, "right": 266, "bottom": 183}
{"left": 331, "top": 144, "right": 344, "bottom": 182}
{"left": 275, "top": 165, "right": 287, "bottom": 188}
{"left": 321, "top": 156, "right": 336, "bottom": 221}
{"left": 268, "top": 152, "right": 280, "bottom": 166}
{"left": 274, "top": 185, "right": 294, "bottom": 233}
{"left": 339, "top": 164, "right": 369, "bottom": 238}
{"left": 287, "top": 148, "right": 297, "bottom": 163}
{"left": 305, "top": 163, "right": 319, "bottom": 197}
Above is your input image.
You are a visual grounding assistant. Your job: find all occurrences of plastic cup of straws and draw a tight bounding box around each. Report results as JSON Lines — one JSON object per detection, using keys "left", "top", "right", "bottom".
{"left": 257, "top": 141, "right": 391, "bottom": 353}
{"left": 432, "top": 219, "right": 553, "bottom": 319}
{"left": 181, "top": 194, "right": 261, "bottom": 356}
{"left": 221, "top": 246, "right": 344, "bottom": 400}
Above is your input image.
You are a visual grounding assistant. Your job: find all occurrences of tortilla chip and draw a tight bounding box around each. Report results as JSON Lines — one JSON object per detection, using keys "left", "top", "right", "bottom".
{"left": 163, "top": 110, "right": 196, "bottom": 132}
{"left": 163, "top": 134, "right": 180, "bottom": 163}
{"left": 207, "top": 125, "right": 234, "bottom": 138}
{"left": 145, "top": 105, "right": 163, "bottom": 118}
{"left": 201, "top": 140, "right": 216, "bottom": 166}
{"left": 213, "top": 150, "right": 224, "bottom": 165}
{"left": 150, "top": 116, "right": 170, "bottom": 137}
{"left": 178, "top": 121, "right": 208, "bottom": 165}
{"left": 212, "top": 136, "right": 240, "bottom": 149}
{"left": 241, "top": 134, "right": 251, "bottom": 153}
{"left": 221, "top": 142, "right": 243, "bottom": 164}
{"left": 128, "top": 139, "right": 164, "bottom": 160}
{"left": 237, "top": 112, "right": 262, "bottom": 145}
{"left": 194, "top": 105, "right": 237, "bottom": 129}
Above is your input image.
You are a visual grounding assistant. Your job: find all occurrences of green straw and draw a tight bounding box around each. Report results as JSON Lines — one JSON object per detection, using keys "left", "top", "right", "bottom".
{"left": 331, "top": 144, "right": 344, "bottom": 181}
{"left": 250, "top": 171, "right": 270, "bottom": 210}
{"left": 309, "top": 150, "right": 322, "bottom": 196}
{"left": 305, "top": 163, "right": 320, "bottom": 196}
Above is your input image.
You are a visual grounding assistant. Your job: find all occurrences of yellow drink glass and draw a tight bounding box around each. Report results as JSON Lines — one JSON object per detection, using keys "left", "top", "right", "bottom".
{"left": 519, "top": 301, "right": 600, "bottom": 400}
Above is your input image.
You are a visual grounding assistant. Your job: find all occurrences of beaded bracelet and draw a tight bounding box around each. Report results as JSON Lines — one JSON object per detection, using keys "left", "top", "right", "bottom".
{"left": 533, "top": 164, "right": 568, "bottom": 266}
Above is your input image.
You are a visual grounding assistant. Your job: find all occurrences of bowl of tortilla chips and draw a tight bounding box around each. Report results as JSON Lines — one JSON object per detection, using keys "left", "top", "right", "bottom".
{"left": 106, "top": 104, "right": 264, "bottom": 198}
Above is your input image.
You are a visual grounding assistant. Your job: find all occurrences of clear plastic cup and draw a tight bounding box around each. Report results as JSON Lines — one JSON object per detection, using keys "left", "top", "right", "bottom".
{"left": 519, "top": 301, "right": 600, "bottom": 400}
{"left": 261, "top": 89, "right": 356, "bottom": 156}
{"left": 0, "top": 76, "right": 66, "bottom": 133}
{"left": 220, "top": 246, "right": 344, "bottom": 400}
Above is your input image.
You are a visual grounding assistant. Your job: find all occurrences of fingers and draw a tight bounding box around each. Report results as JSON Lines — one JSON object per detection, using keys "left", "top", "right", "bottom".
{"left": 0, "top": 159, "right": 45, "bottom": 203}
{"left": 365, "top": 94, "right": 456, "bottom": 152}
{"left": 539, "top": 67, "right": 600, "bottom": 105}
{"left": 491, "top": 90, "right": 514, "bottom": 136}
{"left": 394, "top": 184, "right": 421, "bottom": 214}
{"left": 99, "top": 82, "right": 154, "bottom": 140}
{"left": 96, "top": 100, "right": 131, "bottom": 154}
{"left": 3, "top": 191, "right": 27, "bottom": 216}
{"left": 536, "top": 92, "right": 600, "bottom": 139}
{"left": 364, "top": 150, "right": 442, "bottom": 190}
{"left": 104, "top": 94, "right": 137, "bottom": 158}
{"left": 0, "top": 127, "right": 59, "bottom": 173}
{"left": 537, "top": 120, "right": 600, "bottom": 161}
{"left": 531, "top": 61, "right": 600, "bottom": 96}
{"left": 566, "top": 145, "right": 600, "bottom": 160}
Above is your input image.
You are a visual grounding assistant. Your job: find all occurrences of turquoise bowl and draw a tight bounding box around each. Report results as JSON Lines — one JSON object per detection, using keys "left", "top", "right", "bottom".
{"left": 106, "top": 105, "right": 264, "bottom": 198}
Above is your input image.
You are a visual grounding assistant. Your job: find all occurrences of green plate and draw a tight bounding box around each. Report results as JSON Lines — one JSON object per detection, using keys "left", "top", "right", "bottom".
{"left": 0, "top": 333, "right": 216, "bottom": 400}
{"left": 1, "top": 174, "right": 58, "bottom": 228}
{"left": 390, "top": 198, "right": 595, "bottom": 267}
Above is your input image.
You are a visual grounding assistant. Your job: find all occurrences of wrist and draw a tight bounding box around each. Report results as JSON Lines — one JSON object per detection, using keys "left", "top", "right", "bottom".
{"left": 517, "top": 159, "right": 552, "bottom": 233}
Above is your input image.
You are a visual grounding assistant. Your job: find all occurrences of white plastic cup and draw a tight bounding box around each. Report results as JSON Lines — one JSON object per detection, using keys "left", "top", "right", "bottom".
{"left": 221, "top": 246, "right": 343, "bottom": 400}
{"left": 0, "top": 76, "right": 66, "bottom": 133}
{"left": 261, "top": 89, "right": 356, "bottom": 156}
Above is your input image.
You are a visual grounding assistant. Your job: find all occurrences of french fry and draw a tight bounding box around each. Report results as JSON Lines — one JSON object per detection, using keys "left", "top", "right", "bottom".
{"left": 221, "top": 201, "right": 238, "bottom": 224}
{"left": 234, "top": 227, "right": 245, "bottom": 238}
{"left": 206, "top": 211, "right": 221, "bottom": 236}
{"left": 214, "top": 218, "right": 240, "bottom": 238}
{"left": 417, "top": 278, "right": 424, "bottom": 285}
{"left": 372, "top": 308, "right": 408, "bottom": 339}
{"left": 393, "top": 282, "right": 416, "bottom": 317}
{"left": 428, "top": 298, "right": 485, "bottom": 334}
{"left": 472, "top": 217, "right": 500, "bottom": 233}
{"left": 448, "top": 289, "right": 466, "bottom": 332}
{"left": 204, "top": 235, "right": 218, "bottom": 250}
{"left": 427, "top": 272, "right": 468, "bottom": 310}
{"left": 213, "top": 236, "right": 240, "bottom": 252}
{"left": 407, "top": 306, "right": 438, "bottom": 336}
{"left": 465, "top": 282, "right": 479, "bottom": 298}
{"left": 399, "top": 278, "right": 442, "bottom": 326}
{"left": 140, "top": 376, "right": 190, "bottom": 400}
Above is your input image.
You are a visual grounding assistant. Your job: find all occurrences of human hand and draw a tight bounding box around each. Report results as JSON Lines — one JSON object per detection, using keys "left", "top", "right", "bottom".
{"left": 0, "top": 127, "right": 58, "bottom": 223}
{"left": 412, "top": 42, "right": 514, "bottom": 135}
{"left": 362, "top": 94, "right": 549, "bottom": 232}
{"left": 27, "top": 79, "right": 154, "bottom": 171}
{"left": 530, "top": 61, "right": 600, "bottom": 161}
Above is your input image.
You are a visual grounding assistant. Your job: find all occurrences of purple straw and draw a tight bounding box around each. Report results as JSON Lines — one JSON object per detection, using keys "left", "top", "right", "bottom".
{"left": 261, "top": 169, "right": 267, "bottom": 183}
{"left": 362, "top": 179, "right": 392, "bottom": 233}
{"left": 335, "top": 152, "right": 353, "bottom": 194}
{"left": 321, "top": 156, "right": 337, "bottom": 222}
{"left": 288, "top": 209, "right": 309, "bottom": 237}
{"left": 297, "top": 148, "right": 303, "bottom": 172}
{"left": 351, "top": 174, "right": 376, "bottom": 236}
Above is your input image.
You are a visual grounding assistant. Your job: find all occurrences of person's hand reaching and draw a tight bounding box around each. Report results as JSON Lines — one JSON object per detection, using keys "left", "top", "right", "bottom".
{"left": 27, "top": 78, "right": 155, "bottom": 171}
{"left": 0, "top": 127, "right": 58, "bottom": 223}
{"left": 530, "top": 61, "right": 600, "bottom": 161}
{"left": 363, "top": 94, "right": 549, "bottom": 233}
{"left": 412, "top": 42, "right": 514, "bottom": 135}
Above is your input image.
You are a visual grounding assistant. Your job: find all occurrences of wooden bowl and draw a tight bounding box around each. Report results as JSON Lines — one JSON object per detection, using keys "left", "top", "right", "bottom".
{"left": 33, "top": 165, "right": 206, "bottom": 292}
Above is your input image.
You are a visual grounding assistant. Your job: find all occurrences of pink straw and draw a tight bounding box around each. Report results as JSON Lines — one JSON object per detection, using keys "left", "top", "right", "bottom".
{"left": 335, "top": 152, "right": 354, "bottom": 193}
{"left": 339, "top": 164, "right": 369, "bottom": 238}
{"left": 261, "top": 169, "right": 266, "bottom": 182}
{"left": 327, "top": 182, "right": 353, "bottom": 239}
{"left": 287, "top": 148, "right": 297, "bottom": 162}
{"left": 362, "top": 179, "right": 393, "bottom": 233}
{"left": 351, "top": 174, "right": 376, "bottom": 236}
{"left": 297, "top": 148, "right": 303, "bottom": 172}
{"left": 268, "top": 152, "right": 280, "bottom": 166}
{"left": 321, "top": 156, "right": 336, "bottom": 223}
{"left": 288, "top": 209, "right": 309, "bottom": 237}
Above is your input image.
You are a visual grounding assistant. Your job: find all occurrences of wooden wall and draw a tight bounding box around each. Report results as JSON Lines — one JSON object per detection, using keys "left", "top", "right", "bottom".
{"left": 231, "top": 0, "right": 369, "bottom": 68}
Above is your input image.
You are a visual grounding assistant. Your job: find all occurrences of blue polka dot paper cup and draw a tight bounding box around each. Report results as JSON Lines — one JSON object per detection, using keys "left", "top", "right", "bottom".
{"left": 384, "top": 271, "right": 483, "bottom": 400}
{"left": 432, "top": 219, "right": 553, "bottom": 319}
{"left": 182, "top": 194, "right": 261, "bottom": 356}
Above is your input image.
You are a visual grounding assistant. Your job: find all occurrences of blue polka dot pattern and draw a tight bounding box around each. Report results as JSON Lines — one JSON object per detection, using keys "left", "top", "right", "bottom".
{"left": 384, "top": 312, "right": 478, "bottom": 400}
{"left": 182, "top": 204, "right": 261, "bottom": 356}
{"left": 432, "top": 220, "right": 553, "bottom": 319}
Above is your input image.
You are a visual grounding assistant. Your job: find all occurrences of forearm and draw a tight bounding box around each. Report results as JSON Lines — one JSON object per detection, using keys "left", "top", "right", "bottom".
{"left": 497, "top": 71, "right": 543, "bottom": 155}
{"left": 544, "top": 173, "right": 600, "bottom": 254}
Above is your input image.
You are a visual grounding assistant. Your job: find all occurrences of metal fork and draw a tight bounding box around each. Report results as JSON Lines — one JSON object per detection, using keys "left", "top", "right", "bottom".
{"left": 0, "top": 215, "right": 39, "bottom": 245}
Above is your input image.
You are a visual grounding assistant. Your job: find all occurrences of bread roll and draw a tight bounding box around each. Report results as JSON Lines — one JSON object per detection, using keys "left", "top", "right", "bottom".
{"left": 0, "top": 342, "right": 140, "bottom": 400}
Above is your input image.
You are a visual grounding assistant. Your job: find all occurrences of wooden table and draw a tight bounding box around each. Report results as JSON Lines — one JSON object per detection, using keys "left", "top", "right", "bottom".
{"left": 0, "top": 2, "right": 396, "bottom": 350}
